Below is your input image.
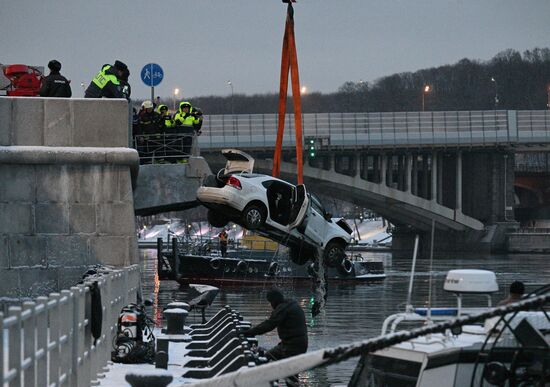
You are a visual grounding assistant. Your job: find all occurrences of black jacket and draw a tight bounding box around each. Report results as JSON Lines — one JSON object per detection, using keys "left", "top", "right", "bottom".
{"left": 246, "top": 299, "right": 308, "bottom": 349}
{"left": 39, "top": 72, "right": 72, "bottom": 97}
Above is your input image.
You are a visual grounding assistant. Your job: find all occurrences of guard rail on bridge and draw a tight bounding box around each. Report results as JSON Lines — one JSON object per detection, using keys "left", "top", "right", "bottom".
{"left": 196, "top": 110, "right": 550, "bottom": 150}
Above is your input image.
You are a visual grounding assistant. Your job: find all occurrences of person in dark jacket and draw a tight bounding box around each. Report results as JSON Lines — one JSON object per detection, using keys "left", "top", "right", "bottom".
{"left": 243, "top": 288, "right": 308, "bottom": 359}
{"left": 119, "top": 67, "right": 131, "bottom": 100}
{"left": 243, "top": 289, "right": 307, "bottom": 386}
{"left": 39, "top": 60, "right": 72, "bottom": 97}
{"left": 84, "top": 60, "right": 128, "bottom": 99}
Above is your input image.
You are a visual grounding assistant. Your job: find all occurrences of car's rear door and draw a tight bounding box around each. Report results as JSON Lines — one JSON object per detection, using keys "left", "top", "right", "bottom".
{"left": 288, "top": 184, "right": 309, "bottom": 229}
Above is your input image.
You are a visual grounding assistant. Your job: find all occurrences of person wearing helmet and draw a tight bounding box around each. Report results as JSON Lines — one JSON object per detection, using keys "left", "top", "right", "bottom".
{"left": 39, "top": 60, "right": 72, "bottom": 98}
{"left": 136, "top": 100, "right": 160, "bottom": 135}
{"left": 173, "top": 101, "right": 200, "bottom": 156}
{"left": 85, "top": 60, "right": 129, "bottom": 100}
{"left": 173, "top": 101, "right": 201, "bottom": 130}
{"left": 156, "top": 104, "right": 174, "bottom": 132}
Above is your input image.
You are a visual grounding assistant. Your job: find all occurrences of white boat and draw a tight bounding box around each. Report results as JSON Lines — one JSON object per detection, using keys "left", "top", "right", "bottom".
{"left": 351, "top": 269, "right": 550, "bottom": 387}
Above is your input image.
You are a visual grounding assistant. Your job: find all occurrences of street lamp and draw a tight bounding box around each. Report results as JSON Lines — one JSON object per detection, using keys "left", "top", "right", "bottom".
{"left": 547, "top": 84, "right": 550, "bottom": 110}
{"left": 300, "top": 85, "right": 307, "bottom": 95}
{"left": 80, "top": 82, "right": 85, "bottom": 97}
{"left": 227, "top": 80, "right": 235, "bottom": 133}
{"left": 227, "top": 81, "right": 234, "bottom": 115}
{"left": 173, "top": 88, "right": 179, "bottom": 111}
{"left": 490, "top": 77, "right": 499, "bottom": 109}
{"left": 422, "top": 85, "right": 431, "bottom": 111}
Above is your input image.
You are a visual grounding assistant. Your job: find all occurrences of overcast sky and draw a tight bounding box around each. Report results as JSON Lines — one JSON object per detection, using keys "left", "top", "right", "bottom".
{"left": 2, "top": 0, "right": 549, "bottom": 100}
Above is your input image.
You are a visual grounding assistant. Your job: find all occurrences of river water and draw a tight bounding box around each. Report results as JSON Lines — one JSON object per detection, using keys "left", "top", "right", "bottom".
{"left": 138, "top": 249, "right": 550, "bottom": 386}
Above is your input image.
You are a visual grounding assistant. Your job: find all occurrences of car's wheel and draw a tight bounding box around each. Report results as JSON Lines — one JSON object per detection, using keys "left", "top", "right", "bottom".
{"left": 241, "top": 203, "right": 266, "bottom": 230}
{"left": 289, "top": 245, "right": 313, "bottom": 265}
{"left": 207, "top": 209, "right": 229, "bottom": 228}
{"left": 323, "top": 241, "right": 346, "bottom": 268}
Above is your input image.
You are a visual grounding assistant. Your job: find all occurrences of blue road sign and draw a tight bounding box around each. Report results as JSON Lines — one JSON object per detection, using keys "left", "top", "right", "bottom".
{"left": 141, "top": 63, "right": 164, "bottom": 87}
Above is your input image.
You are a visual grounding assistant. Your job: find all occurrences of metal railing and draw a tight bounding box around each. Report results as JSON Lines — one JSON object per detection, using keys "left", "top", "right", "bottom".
{"left": 193, "top": 110, "right": 550, "bottom": 149}
{"left": 1, "top": 265, "right": 141, "bottom": 387}
{"left": 133, "top": 133, "right": 198, "bottom": 163}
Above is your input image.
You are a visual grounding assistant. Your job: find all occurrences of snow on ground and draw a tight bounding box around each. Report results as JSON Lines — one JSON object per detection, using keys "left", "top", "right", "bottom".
{"left": 346, "top": 218, "right": 392, "bottom": 245}
{"left": 139, "top": 218, "right": 391, "bottom": 246}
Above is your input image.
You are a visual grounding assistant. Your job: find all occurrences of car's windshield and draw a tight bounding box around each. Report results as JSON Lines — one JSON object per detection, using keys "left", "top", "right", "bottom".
{"left": 309, "top": 193, "right": 326, "bottom": 216}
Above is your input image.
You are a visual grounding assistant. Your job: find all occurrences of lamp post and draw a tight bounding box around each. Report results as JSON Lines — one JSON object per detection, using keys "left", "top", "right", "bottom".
{"left": 227, "top": 81, "right": 234, "bottom": 115}
{"left": 490, "top": 77, "right": 499, "bottom": 109}
{"left": 80, "top": 82, "right": 85, "bottom": 97}
{"left": 422, "top": 85, "right": 431, "bottom": 111}
{"left": 227, "top": 80, "right": 235, "bottom": 133}
{"left": 547, "top": 84, "right": 550, "bottom": 110}
{"left": 173, "top": 88, "right": 179, "bottom": 111}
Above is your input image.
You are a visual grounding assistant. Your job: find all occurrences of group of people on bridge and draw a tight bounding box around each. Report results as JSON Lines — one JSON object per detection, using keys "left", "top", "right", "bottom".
{"left": 133, "top": 100, "right": 203, "bottom": 137}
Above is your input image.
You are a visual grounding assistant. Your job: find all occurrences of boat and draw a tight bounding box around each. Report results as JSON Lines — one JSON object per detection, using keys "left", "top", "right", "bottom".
{"left": 156, "top": 234, "right": 385, "bottom": 285}
{"left": 349, "top": 269, "right": 550, "bottom": 387}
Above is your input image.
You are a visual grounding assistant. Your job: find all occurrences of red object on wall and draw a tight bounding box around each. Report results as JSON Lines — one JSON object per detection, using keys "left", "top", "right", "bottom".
{"left": 3, "top": 64, "right": 43, "bottom": 96}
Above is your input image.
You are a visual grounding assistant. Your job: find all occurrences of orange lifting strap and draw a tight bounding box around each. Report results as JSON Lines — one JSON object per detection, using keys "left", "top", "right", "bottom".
{"left": 272, "top": 2, "right": 304, "bottom": 185}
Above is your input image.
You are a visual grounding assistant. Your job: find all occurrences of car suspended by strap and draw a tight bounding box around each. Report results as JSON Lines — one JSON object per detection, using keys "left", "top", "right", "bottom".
{"left": 196, "top": 149, "right": 353, "bottom": 268}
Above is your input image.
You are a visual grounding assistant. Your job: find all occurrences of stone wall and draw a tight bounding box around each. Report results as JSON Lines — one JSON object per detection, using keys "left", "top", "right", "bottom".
{"left": 0, "top": 97, "right": 138, "bottom": 299}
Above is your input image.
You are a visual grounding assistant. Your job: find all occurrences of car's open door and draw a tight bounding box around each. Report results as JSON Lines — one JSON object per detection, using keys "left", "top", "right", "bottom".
{"left": 288, "top": 184, "right": 309, "bottom": 229}
{"left": 222, "top": 149, "right": 255, "bottom": 175}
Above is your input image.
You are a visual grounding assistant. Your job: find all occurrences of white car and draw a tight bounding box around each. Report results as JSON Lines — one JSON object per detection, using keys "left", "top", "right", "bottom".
{"left": 197, "top": 149, "right": 353, "bottom": 266}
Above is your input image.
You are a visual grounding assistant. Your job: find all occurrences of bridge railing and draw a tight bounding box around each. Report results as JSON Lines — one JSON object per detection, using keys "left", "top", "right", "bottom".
{"left": 196, "top": 110, "right": 550, "bottom": 149}
{"left": 133, "top": 133, "right": 197, "bottom": 163}
{"left": 1, "top": 265, "right": 140, "bottom": 387}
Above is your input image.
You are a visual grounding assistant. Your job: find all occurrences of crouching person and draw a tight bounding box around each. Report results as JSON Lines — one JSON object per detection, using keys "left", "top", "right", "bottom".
{"left": 241, "top": 288, "right": 308, "bottom": 386}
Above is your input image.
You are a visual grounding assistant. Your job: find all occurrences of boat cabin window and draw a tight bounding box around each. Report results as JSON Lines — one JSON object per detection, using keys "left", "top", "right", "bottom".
{"left": 263, "top": 180, "right": 294, "bottom": 226}
{"left": 363, "top": 355, "right": 421, "bottom": 387}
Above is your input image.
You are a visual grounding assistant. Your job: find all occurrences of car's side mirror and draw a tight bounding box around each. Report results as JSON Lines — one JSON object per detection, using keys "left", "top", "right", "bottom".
{"left": 324, "top": 213, "right": 332, "bottom": 221}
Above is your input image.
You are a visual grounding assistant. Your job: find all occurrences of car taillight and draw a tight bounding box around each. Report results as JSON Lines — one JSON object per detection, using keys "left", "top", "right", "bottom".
{"left": 226, "top": 176, "right": 242, "bottom": 190}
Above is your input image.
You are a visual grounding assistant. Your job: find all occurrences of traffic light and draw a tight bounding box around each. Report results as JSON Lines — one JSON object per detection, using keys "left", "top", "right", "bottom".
{"left": 308, "top": 138, "right": 316, "bottom": 158}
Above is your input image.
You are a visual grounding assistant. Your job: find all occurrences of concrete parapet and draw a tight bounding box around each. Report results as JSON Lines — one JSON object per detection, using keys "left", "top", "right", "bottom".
{"left": 0, "top": 97, "right": 129, "bottom": 147}
{"left": 133, "top": 157, "right": 211, "bottom": 216}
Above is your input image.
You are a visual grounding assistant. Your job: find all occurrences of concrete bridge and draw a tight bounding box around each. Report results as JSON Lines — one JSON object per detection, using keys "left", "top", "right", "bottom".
{"left": 191, "top": 109, "right": 550, "bottom": 251}
{"left": 198, "top": 110, "right": 550, "bottom": 151}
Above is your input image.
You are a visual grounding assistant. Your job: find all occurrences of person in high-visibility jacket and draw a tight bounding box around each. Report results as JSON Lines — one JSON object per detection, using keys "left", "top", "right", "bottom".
{"left": 173, "top": 101, "right": 202, "bottom": 132}
{"left": 85, "top": 60, "right": 129, "bottom": 99}
{"left": 156, "top": 104, "right": 174, "bottom": 132}
{"left": 173, "top": 101, "right": 201, "bottom": 156}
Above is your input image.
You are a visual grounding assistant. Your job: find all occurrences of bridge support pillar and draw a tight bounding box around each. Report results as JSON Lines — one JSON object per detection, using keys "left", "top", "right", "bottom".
{"left": 431, "top": 151, "right": 438, "bottom": 203}
{"left": 437, "top": 152, "right": 443, "bottom": 204}
{"left": 411, "top": 155, "right": 418, "bottom": 196}
{"left": 380, "top": 154, "right": 387, "bottom": 187}
{"left": 456, "top": 151, "right": 462, "bottom": 213}
{"left": 406, "top": 154, "right": 412, "bottom": 193}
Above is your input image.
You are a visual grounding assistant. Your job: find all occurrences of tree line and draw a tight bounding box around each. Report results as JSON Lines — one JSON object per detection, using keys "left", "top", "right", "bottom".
{"left": 182, "top": 48, "right": 550, "bottom": 114}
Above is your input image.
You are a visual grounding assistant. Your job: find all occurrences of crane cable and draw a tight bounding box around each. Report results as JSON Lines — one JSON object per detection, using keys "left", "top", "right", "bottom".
{"left": 272, "top": 2, "right": 304, "bottom": 185}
